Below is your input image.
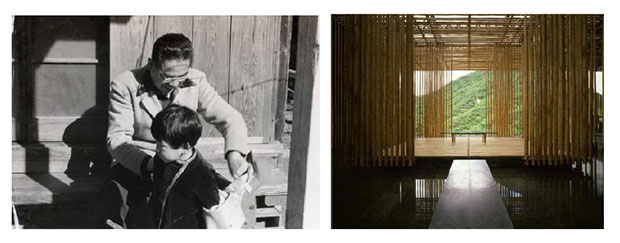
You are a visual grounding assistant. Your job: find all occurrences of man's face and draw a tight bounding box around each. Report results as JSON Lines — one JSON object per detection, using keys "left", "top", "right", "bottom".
{"left": 155, "top": 140, "right": 186, "bottom": 163}
{"left": 150, "top": 58, "right": 191, "bottom": 93}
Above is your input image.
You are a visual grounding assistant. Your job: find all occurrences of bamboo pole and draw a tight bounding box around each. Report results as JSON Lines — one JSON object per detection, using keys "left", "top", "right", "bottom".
{"left": 519, "top": 14, "right": 601, "bottom": 165}
{"left": 523, "top": 16, "right": 529, "bottom": 164}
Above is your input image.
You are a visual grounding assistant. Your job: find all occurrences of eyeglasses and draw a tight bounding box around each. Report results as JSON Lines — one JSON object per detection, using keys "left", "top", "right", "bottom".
{"left": 159, "top": 70, "right": 190, "bottom": 86}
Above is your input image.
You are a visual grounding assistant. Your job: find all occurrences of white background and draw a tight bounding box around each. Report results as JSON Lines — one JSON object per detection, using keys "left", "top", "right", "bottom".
{"left": 1, "top": 0, "right": 618, "bottom": 242}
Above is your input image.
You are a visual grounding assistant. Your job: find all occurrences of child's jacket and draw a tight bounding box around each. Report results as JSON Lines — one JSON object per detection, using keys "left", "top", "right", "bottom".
{"left": 151, "top": 151, "right": 230, "bottom": 228}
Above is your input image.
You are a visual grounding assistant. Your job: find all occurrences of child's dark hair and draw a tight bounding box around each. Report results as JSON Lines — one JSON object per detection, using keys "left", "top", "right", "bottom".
{"left": 151, "top": 104, "right": 202, "bottom": 149}
{"left": 151, "top": 33, "right": 193, "bottom": 68}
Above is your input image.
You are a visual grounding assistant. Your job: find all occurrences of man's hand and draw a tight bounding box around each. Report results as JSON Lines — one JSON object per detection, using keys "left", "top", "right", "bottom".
{"left": 227, "top": 151, "right": 249, "bottom": 179}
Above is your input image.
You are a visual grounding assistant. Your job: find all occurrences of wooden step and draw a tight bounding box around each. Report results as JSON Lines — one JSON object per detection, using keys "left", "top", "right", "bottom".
{"left": 12, "top": 141, "right": 286, "bottom": 174}
{"left": 12, "top": 173, "right": 107, "bottom": 205}
{"left": 13, "top": 165, "right": 288, "bottom": 206}
{"left": 12, "top": 152, "right": 289, "bottom": 228}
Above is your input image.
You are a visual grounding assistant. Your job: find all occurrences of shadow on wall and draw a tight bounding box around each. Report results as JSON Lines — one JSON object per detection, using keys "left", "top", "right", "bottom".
{"left": 12, "top": 16, "right": 120, "bottom": 228}
{"left": 62, "top": 107, "right": 112, "bottom": 177}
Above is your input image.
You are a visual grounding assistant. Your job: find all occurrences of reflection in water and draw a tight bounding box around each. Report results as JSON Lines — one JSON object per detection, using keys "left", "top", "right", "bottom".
{"left": 332, "top": 159, "right": 603, "bottom": 229}
{"left": 492, "top": 159, "right": 603, "bottom": 229}
{"left": 332, "top": 162, "right": 450, "bottom": 229}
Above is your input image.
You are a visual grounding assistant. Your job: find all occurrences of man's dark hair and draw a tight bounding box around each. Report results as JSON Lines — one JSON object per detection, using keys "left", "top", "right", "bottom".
{"left": 151, "top": 33, "right": 193, "bottom": 68}
{"left": 151, "top": 104, "right": 202, "bottom": 149}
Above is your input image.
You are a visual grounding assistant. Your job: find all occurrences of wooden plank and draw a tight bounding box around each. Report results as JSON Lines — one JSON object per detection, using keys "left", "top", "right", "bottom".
{"left": 262, "top": 17, "right": 281, "bottom": 143}
{"left": 414, "top": 137, "right": 468, "bottom": 157}
{"left": 153, "top": 16, "right": 194, "bottom": 40}
{"left": 110, "top": 16, "right": 154, "bottom": 78}
{"left": 229, "top": 16, "right": 279, "bottom": 138}
{"left": 469, "top": 137, "right": 524, "bottom": 157}
{"left": 192, "top": 16, "right": 232, "bottom": 138}
{"left": 33, "top": 65, "right": 98, "bottom": 118}
{"left": 285, "top": 16, "right": 319, "bottom": 229}
{"left": 12, "top": 173, "right": 108, "bottom": 205}
{"left": 32, "top": 116, "right": 106, "bottom": 143}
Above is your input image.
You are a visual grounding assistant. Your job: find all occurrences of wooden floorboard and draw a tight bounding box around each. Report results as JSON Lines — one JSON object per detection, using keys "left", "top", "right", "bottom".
{"left": 414, "top": 137, "right": 524, "bottom": 157}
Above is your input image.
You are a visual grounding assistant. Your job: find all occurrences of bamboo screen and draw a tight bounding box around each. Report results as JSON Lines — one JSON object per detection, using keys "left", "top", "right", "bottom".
{"left": 521, "top": 15, "right": 602, "bottom": 165}
{"left": 414, "top": 44, "right": 453, "bottom": 138}
{"left": 332, "top": 15, "right": 416, "bottom": 167}
{"left": 485, "top": 44, "right": 522, "bottom": 137}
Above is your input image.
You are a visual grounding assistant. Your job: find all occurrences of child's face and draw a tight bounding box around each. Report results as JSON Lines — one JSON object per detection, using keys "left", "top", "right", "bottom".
{"left": 155, "top": 140, "right": 186, "bottom": 163}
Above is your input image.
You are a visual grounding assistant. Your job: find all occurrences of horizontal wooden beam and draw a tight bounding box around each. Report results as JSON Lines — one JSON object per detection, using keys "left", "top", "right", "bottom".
{"left": 12, "top": 140, "right": 284, "bottom": 173}
{"left": 33, "top": 58, "right": 99, "bottom": 64}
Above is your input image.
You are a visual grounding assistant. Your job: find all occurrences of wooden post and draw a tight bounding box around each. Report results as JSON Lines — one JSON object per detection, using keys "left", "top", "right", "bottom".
{"left": 285, "top": 16, "right": 319, "bottom": 229}
{"left": 274, "top": 16, "right": 293, "bottom": 142}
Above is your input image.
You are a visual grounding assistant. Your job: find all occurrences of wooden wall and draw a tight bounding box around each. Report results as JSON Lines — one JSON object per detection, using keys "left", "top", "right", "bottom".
{"left": 13, "top": 17, "right": 110, "bottom": 143}
{"left": 14, "top": 16, "right": 287, "bottom": 145}
{"left": 12, "top": 16, "right": 290, "bottom": 176}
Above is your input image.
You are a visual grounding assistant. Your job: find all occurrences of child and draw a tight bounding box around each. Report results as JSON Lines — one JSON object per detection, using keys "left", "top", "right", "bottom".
{"left": 149, "top": 104, "right": 233, "bottom": 228}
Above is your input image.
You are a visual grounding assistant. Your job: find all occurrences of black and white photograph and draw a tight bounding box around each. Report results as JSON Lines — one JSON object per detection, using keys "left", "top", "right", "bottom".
{"left": 11, "top": 15, "right": 319, "bottom": 229}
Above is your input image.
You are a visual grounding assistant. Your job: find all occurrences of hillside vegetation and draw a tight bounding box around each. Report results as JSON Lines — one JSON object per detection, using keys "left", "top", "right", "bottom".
{"left": 450, "top": 71, "right": 487, "bottom": 132}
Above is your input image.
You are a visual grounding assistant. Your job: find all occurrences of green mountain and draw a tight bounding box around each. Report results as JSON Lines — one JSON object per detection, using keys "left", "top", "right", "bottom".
{"left": 451, "top": 71, "right": 487, "bottom": 132}
{"left": 419, "top": 71, "right": 603, "bottom": 133}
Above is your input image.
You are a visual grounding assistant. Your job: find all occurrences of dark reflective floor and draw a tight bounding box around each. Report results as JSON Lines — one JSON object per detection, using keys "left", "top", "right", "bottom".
{"left": 332, "top": 157, "right": 603, "bottom": 229}
{"left": 490, "top": 158, "right": 603, "bottom": 229}
{"left": 332, "top": 159, "right": 451, "bottom": 229}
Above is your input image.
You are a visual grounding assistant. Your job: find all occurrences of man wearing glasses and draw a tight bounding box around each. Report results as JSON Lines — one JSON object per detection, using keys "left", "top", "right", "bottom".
{"left": 95, "top": 33, "right": 250, "bottom": 228}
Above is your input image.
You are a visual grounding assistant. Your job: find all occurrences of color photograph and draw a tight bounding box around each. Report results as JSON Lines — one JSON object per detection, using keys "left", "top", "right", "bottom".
{"left": 332, "top": 14, "right": 603, "bottom": 229}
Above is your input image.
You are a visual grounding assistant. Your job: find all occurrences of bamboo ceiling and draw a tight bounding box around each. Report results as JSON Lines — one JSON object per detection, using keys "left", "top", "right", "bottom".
{"left": 333, "top": 14, "right": 603, "bottom": 70}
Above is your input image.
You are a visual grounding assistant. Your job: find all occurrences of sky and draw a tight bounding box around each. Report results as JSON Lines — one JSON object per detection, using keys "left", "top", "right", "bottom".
{"left": 451, "top": 70, "right": 475, "bottom": 82}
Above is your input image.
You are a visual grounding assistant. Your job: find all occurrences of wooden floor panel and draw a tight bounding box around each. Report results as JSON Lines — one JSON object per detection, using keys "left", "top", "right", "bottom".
{"left": 414, "top": 137, "right": 524, "bottom": 157}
